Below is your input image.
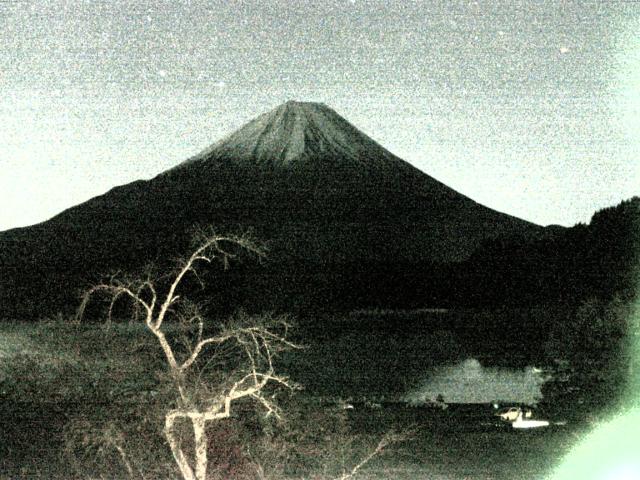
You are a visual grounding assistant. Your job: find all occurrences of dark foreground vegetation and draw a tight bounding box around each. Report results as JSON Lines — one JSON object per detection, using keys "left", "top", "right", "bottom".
{"left": 0, "top": 197, "right": 637, "bottom": 478}
{"left": 0, "top": 320, "right": 411, "bottom": 479}
{"left": 1, "top": 295, "right": 636, "bottom": 479}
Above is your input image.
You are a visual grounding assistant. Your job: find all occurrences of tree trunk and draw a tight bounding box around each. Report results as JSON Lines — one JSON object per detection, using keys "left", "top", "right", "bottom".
{"left": 192, "top": 415, "right": 208, "bottom": 480}
{"left": 165, "top": 412, "right": 196, "bottom": 480}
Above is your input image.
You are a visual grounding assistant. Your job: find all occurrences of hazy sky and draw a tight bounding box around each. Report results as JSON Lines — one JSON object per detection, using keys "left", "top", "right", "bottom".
{"left": 1, "top": 0, "right": 639, "bottom": 230}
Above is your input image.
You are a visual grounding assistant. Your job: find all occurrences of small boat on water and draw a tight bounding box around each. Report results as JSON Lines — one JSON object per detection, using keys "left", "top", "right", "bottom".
{"left": 512, "top": 411, "right": 549, "bottom": 429}
{"left": 494, "top": 405, "right": 551, "bottom": 429}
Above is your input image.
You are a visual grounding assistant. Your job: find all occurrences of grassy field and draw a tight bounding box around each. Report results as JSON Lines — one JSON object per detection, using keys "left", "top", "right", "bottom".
{"left": 0, "top": 316, "right": 595, "bottom": 479}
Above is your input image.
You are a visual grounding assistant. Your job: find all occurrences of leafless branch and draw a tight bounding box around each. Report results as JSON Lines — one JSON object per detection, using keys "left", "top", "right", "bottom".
{"left": 334, "top": 429, "right": 414, "bottom": 480}
{"left": 76, "top": 231, "right": 293, "bottom": 480}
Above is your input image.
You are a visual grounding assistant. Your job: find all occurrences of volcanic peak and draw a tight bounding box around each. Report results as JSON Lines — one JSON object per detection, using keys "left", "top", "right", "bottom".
{"left": 178, "top": 101, "right": 406, "bottom": 172}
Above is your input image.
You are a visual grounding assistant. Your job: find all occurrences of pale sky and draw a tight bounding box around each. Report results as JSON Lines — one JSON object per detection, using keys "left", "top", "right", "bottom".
{"left": 1, "top": 0, "right": 639, "bottom": 231}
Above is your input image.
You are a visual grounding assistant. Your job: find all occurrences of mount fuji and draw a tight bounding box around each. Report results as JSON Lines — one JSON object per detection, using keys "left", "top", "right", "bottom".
{"left": 0, "top": 101, "right": 543, "bottom": 316}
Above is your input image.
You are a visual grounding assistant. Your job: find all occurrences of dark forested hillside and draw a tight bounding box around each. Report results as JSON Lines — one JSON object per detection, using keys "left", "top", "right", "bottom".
{"left": 446, "top": 196, "right": 639, "bottom": 307}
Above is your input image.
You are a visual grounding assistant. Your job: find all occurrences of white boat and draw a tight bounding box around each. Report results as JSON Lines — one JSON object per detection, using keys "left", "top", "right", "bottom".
{"left": 495, "top": 406, "right": 534, "bottom": 422}
{"left": 512, "top": 411, "right": 550, "bottom": 429}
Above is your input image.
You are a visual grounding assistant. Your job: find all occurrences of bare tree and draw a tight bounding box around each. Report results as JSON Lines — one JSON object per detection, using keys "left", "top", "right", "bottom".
{"left": 77, "top": 230, "right": 299, "bottom": 480}
{"left": 334, "top": 429, "right": 413, "bottom": 480}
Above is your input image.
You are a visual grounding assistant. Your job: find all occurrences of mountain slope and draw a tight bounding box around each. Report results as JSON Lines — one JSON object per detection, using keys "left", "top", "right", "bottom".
{"left": 0, "top": 101, "right": 543, "bottom": 317}
{"left": 159, "top": 101, "right": 540, "bottom": 261}
{"left": 177, "top": 100, "right": 412, "bottom": 172}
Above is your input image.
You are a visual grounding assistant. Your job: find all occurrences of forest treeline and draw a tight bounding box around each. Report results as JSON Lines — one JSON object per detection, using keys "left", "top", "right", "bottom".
{"left": 0, "top": 197, "right": 637, "bottom": 319}
{"left": 234, "top": 196, "right": 639, "bottom": 313}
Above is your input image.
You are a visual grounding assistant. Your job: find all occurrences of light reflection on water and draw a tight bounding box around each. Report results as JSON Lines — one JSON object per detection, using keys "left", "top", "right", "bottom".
{"left": 404, "top": 357, "right": 548, "bottom": 404}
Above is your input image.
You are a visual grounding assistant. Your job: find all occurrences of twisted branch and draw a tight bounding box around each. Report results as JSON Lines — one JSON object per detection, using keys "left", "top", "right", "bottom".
{"left": 76, "top": 231, "right": 295, "bottom": 480}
